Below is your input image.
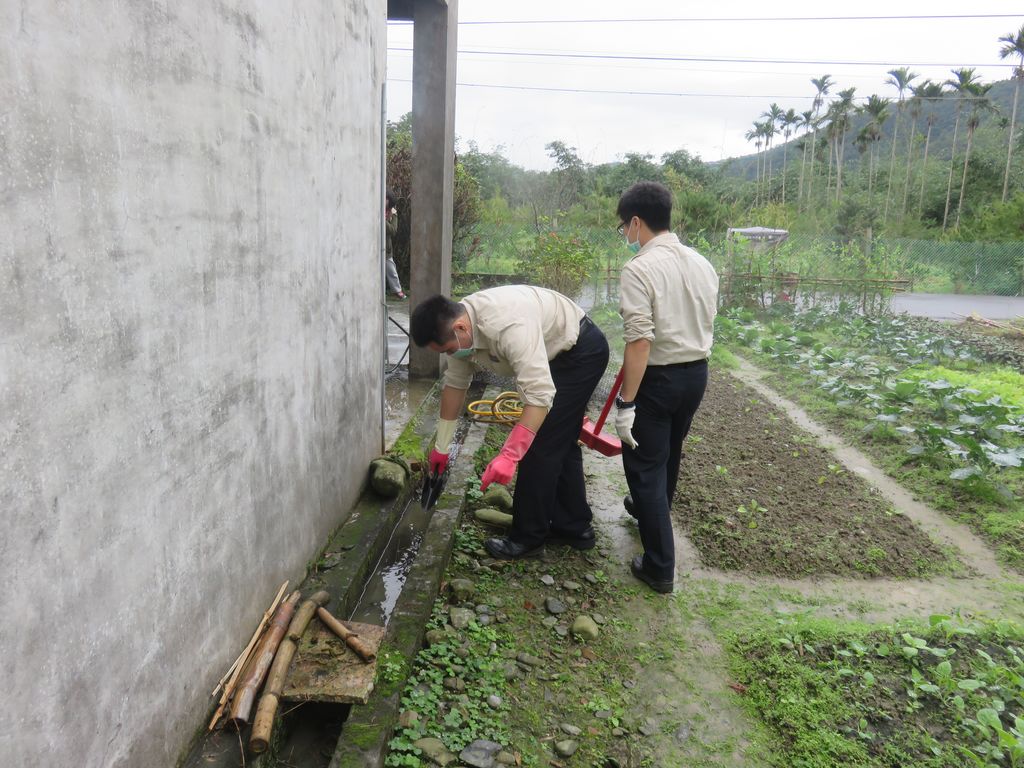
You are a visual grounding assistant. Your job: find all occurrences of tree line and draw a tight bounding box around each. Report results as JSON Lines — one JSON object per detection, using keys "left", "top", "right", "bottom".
{"left": 739, "top": 24, "right": 1023, "bottom": 239}
{"left": 385, "top": 23, "right": 1023, "bottom": 284}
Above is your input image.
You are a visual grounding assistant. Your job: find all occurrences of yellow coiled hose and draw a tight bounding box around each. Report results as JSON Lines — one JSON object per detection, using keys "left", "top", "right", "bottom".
{"left": 467, "top": 391, "right": 523, "bottom": 424}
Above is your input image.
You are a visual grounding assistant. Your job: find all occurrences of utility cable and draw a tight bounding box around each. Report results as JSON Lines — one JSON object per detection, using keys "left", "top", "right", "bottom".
{"left": 392, "top": 13, "right": 1024, "bottom": 26}
{"left": 387, "top": 46, "right": 1015, "bottom": 69}
{"left": 385, "top": 78, "right": 960, "bottom": 103}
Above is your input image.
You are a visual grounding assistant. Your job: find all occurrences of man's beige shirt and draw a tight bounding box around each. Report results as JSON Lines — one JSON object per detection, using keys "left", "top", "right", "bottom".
{"left": 443, "top": 285, "right": 585, "bottom": 409}
{"left": 619, "top": 232, "right": 719, "bottom": 365}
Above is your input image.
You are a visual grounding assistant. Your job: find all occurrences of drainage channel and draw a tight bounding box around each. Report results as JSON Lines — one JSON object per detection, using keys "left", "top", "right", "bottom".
{"left": 268, "top": 494, "right": 428, "bottom": 767}
{"left": 264, "top": 432, "right": 470, "bottom": 768}
{"left": 181, "top": 382, "right": 489, "bottom": 768}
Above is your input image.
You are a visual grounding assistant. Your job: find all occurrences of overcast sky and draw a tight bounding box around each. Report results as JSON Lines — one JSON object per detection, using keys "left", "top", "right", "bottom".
{"left": 386, "top": 1, "right": 1023, "bottom": 171}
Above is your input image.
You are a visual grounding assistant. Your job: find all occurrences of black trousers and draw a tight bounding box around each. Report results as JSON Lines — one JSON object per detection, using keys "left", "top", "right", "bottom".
{"left": 622, "top": 361, "right": 708, "bottom": 581}
{"left": 510, "top": 318, "right": 609, "bottom": 547}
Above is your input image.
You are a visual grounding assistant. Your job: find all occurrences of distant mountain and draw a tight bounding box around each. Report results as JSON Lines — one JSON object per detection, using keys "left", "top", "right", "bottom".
{"left": 717, "top": 78, "right": 1020, "bottom": 180}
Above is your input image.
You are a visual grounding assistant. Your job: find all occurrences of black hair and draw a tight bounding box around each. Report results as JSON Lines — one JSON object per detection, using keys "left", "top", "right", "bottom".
{"left": 385, "top": 189, "right": 396, "bottom": 207}
{"left": 616, "top": 181, "right": 672, "bottom": 232}
{"left": 409, "top": 294, "right": 467, "bottom": 347}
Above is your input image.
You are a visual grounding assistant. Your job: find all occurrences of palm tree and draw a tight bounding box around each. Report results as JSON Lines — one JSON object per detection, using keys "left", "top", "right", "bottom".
{"left": 901, "top": 80, "right": 928, "bottom": 220}
{"left": 758, "top": 120, "right": 774, "bottom": 202}
{"left": 831, "top": 88, "right": 857, "bottom": 202}
{"left": 943, "top": 68, "right": 981, "bottom": 231}
{"left": 860, "top": 95, "right": 891, "bottom": 193}
{"left": 806, "top": 75, "right": 834, "bottom": 207}
{"left": 955, "top": 82, "right": 998, "bottom": 229}
{"left": 761, "top": 103, "right": 784, "bottom": 197}
{"left": 915, "top": 81, "right": 946, "bottom": 216}
{"left": 745, "top": 124, "right": 763, "bottom": 204}
{"left": 796, "top": 109, "right": 814, "bottom": 205}
{"left": 779, "top": 108, "right": 799, "bottom": 204}
{"left": 999, "top": 25, "right": 1024, "bottom": 202}
{"left": 854, "top": 125, "right": 873, "bottom": 188}
{"left": 883, "top": 67, "right": 918, "bottom": 225}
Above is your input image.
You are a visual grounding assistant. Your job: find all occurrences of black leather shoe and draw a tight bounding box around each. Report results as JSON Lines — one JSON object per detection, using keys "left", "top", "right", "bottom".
{"left": 630, "top": 555, "right": 673, "bottom": 594}
{"left": 623, "top": 495, "right": 637, "bottom": 519}
{"left": 484, "top": 537, "right": 545, "bottom": 560}
{"left": 546, "top": 526, "right": 596, "bottom": 550}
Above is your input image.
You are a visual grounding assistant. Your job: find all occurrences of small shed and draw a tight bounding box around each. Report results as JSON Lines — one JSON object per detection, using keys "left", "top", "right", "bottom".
{"left": 723, "top": 227, "right": 791, "bottom": 307}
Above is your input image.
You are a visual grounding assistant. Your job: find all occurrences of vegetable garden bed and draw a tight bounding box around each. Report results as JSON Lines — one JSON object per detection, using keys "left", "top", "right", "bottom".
{"left": 673, "top": 369, "right": 957, "bottom": 578}
{"left": 729, "top": 613, "right": 1024, "bottom": 768}
{"left": 715, "top": 305, "right": 1024, "bottom": 572}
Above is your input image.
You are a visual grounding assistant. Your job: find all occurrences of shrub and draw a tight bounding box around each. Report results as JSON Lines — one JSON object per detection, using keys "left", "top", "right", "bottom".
{"left": 517, "top": 231, "right": 595, "bottom": 298}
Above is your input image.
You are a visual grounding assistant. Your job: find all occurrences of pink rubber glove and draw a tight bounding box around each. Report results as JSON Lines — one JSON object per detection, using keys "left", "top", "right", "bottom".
{"left": 428, "top": 449, "right": 450, "bottom": 476}
{"left": 480, "top": 423, "right": 536, "bottom": 491}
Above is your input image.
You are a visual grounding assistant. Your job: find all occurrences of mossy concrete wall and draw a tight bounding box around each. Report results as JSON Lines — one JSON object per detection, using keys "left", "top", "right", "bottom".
{"left": 0, "top": 2, "right": 386, "bottom": 766}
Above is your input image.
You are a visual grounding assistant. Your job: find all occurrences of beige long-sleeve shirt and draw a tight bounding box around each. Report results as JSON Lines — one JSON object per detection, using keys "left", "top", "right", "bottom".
{"left": 442, "top": 285, "right": 585, "bottom": 408}
{"left": 619, "top": 232, "right": 719, "bottom": 365}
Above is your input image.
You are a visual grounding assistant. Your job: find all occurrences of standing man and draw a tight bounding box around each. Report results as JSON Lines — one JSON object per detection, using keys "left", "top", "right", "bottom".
{"left": 614, "top": 182, "right": 719, "bottom": 593}
{"left": 384, "top": 190, "right": 406, "bottom": 299}
{"left": 410, "top": 286, "right": 609, "bottom": 560}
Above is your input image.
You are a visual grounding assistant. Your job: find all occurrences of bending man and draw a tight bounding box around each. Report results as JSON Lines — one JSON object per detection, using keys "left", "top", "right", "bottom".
{"left": 410, "top": 286, "right": 609, "bottom": 560}
{"left": 614, "top": 182, "right": 719, "bottom": 593}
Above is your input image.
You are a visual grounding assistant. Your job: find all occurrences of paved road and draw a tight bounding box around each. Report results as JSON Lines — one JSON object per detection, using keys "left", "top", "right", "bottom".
{"left": 891, "top": 293, "right": 1024, "bottom": 321}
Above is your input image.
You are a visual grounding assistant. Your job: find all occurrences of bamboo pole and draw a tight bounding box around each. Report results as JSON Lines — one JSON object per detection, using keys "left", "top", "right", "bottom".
{"left": 227, "top": 590, "right": 302, "bottom": 728}
{"left": 316, "top": 607, "right": 377, "bottom": 663}
{"left": 250, "top": 591, "right": 331, "bottom": 753}
{"left": 212, "top": 581, "right": 289, "bottom": 698}
{"left": 208, "top": 581, "right": 290, "bottom": 730}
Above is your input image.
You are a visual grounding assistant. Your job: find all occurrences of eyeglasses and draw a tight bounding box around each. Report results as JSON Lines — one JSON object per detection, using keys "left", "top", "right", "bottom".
{"left": 616, "top": 222, "right": 627, "bottom": 235}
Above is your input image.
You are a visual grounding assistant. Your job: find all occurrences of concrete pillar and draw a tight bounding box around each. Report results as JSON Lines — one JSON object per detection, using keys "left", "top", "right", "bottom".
{"left": 409, "top": 0, "right": 458, "bottom": 378}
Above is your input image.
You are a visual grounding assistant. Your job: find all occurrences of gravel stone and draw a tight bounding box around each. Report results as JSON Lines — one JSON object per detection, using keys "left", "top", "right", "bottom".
{"left": 554, "top": 740, "right": 579, "bottom": 757}
{"left": 460, "top": 739, "right": 502, "bottom": 768}
{"left": 571, "top": 615, "right": 600, "bottom": 641}
{"left": 545, "top": 597, "right": 567, "bottom": 615}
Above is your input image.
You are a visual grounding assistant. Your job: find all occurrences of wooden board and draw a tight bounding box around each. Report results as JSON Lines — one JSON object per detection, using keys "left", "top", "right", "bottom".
{"left": 281, "top": 620, "right": 385, "bottom": 704}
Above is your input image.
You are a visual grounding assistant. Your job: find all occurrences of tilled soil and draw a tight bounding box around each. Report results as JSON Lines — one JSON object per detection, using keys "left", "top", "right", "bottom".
{"left": 672, "top": 369, "right": 955, "bottom": 578}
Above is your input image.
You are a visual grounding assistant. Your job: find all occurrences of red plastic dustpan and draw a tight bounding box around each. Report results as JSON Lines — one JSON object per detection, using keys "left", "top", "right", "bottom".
{"left": 579, "top": 368, "right": 623, "bottom": 456}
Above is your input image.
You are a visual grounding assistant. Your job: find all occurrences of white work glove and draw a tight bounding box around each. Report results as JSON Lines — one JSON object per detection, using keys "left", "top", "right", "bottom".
{"left": 430, "top": 418, "right": 458, "bottom": 475}
{"left": 434, "top": 418, "right": 458, "bottom": 454}
{"left": 615, "top": 406, "right": 638, "bottom": 450}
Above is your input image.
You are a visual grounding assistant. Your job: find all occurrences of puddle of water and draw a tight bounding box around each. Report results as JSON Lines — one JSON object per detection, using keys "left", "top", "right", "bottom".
{"left": 350, "top": 493, "right": 436, "bottom": 626}
{"left": 383, "top": 374, "right": 434, "bottom": 451}
{"left": 354, "top": 420, "right": 470, "bottom": 626}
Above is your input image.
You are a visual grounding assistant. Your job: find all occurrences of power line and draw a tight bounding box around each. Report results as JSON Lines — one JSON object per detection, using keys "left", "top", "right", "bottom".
{"left": 387, "top": 46, "right": 1015, "bottom": 69}
{"left": 386, "top": 50, "right": 968, "bottom": 82}
{"left": 387, "top": 77, "right": 818, "bottom": 100}
{"left": 389, "top": 13, "right": 1023, "bottom": 25}
{"left": 386, "top": 78, "right": 968, "bottom": 104}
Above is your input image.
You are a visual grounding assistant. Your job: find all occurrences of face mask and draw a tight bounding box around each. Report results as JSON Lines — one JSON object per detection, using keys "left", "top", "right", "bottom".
{"left": 450, "top": 327, "right": 474, "bottom": 359}
{"left": 624, "top": 219, "right": 641, "bottom": 254}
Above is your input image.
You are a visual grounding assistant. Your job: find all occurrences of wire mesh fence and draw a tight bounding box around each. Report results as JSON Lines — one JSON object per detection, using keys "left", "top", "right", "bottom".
{"left": 456, "top": 222, "right": 1024, "bottom": 301}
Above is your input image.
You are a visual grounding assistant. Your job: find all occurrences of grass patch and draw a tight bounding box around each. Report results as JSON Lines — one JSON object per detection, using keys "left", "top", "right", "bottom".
{"left": 902, "top": 365, "right": 1024, "bottom": 408}
{"left": 710, "top": 346, "right": 740, "bottom": 370}
{"left": 727, "top": 612, "right": 1024, "bottom": 768}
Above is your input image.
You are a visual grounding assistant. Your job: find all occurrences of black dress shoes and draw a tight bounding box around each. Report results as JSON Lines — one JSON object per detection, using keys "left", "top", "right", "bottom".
{"left": 623, "top": 495, "right": 637, "bottom": 519}
{"left": 484, "top": 536, "right": 545, "bottom": 560}
{"left": 546, "top": 526, "right": 596, "bottom": 550}
{"left": 630, "top": 555, "right": 674, "bottom": 594}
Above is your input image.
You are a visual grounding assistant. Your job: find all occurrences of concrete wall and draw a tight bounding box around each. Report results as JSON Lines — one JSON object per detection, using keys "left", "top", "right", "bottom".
{"left": 0, "top": 2, "right": 386, "bottom": 766}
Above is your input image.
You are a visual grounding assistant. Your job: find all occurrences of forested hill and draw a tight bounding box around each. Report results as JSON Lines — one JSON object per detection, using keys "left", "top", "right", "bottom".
{"left": 718, "top": 78, "right": 1020, "bottom": 180}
